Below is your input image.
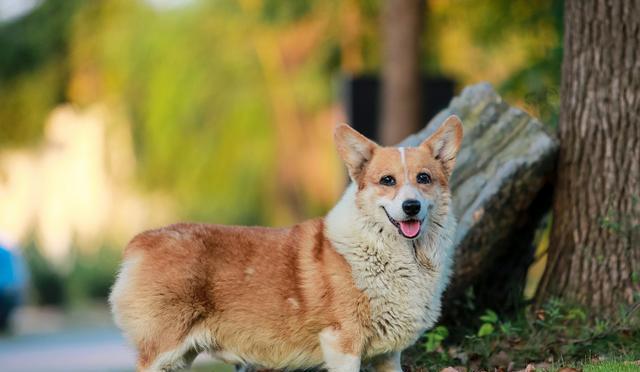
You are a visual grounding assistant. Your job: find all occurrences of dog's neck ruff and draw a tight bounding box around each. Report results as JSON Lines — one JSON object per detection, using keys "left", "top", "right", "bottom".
{"left": 325, "top": 184, "right": 456, "bottom": 355}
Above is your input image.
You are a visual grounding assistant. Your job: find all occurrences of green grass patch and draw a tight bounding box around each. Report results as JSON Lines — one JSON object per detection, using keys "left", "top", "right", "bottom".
{"left": 408, "top": 299, "right": 640, "bottom": 371}
{"left": 583, "top": 360, "right": 640, "bottom": 372}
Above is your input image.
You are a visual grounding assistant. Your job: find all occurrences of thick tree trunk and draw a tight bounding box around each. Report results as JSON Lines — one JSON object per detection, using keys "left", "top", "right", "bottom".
{"left": 536, "top": 0, "right": 640, "bottom": 317}
{"left": 379, "top": 0, "right": 424, "bottom": 145}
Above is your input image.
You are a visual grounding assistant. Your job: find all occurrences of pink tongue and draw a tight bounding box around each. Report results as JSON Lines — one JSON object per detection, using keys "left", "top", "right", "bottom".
{"left": 399, "top": 220, "right": 421, "bottom": 237}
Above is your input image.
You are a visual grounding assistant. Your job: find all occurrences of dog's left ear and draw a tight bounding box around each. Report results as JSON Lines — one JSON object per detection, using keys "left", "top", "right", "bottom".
{"left": 421, "top": 115, "right": 464, "bottom": 176}
{"left": 334, "top": 123, "right": 379, "bottom": 182}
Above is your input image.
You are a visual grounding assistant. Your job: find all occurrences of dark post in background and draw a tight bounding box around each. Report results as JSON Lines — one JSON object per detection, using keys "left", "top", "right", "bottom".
{"left": 342, "top": 76, "right": 455, "bottom": 145}
{"left": 342, "top": 0, "right": 454, "bottom": 145}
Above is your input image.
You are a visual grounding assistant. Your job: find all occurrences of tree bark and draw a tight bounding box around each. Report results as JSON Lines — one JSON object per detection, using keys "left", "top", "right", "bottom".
{"left": 536, "top": 0, "right": 640, "bottom": 317}
{"left": 379, "top": 0, "right": 424, "bottom": 145}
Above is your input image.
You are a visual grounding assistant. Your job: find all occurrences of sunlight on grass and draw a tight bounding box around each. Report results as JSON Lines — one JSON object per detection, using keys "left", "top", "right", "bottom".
{"left": 583, "top": 360, "right": 640, "bottom": 372}
{"left": 191, "top": 362, "right": 235, "bottom": 372}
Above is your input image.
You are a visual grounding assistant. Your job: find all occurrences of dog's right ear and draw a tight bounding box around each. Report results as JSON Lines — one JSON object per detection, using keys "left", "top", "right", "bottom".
{"left": 334, "top": 124, "right": 378, "bottom": 182}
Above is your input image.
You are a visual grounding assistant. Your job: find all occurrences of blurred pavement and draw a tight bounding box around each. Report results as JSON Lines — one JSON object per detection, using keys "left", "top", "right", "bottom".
{"left": 0, "top": 326, "right": 135, "bottom": 372}
{"left": 0, "top": 305, "right": 231, "bottom": 372}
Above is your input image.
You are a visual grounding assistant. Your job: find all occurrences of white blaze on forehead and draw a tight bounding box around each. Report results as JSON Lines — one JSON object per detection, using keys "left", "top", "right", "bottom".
{"left": 396, "top": 147, "right": 420, "bottom": 202}
{"left": 398, "top": 147, "right": 409, "bottom": 182}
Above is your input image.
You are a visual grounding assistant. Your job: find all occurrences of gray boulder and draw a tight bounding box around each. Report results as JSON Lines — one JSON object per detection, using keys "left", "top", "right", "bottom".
{"left": 400, "top": 83, "right": 558, "bottom": 309}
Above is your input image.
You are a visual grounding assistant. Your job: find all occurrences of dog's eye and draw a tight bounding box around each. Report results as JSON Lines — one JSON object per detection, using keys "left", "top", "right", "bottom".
{"left": 379, "top": 175, "right": 396, "bottom": 186}
{"left": 417, "top": 172, "right": 432, "bottom": 184}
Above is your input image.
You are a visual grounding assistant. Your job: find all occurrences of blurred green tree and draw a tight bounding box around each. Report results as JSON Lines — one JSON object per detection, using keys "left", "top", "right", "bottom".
{"left": 0, "top": 0, "right": 563, "bottom": 229}
{"left": 0, "top": 0, "right": 83, "bottom": 146}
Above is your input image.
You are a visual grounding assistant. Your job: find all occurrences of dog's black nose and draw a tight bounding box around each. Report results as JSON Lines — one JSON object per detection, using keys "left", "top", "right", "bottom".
{"left": 402, "top": 199, "right": 421, "bottom": 216}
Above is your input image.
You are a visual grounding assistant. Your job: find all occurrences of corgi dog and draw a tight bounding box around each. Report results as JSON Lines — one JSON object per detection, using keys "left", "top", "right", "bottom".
{"left": 109, "top": 115, "right": 463, "bottom": 372}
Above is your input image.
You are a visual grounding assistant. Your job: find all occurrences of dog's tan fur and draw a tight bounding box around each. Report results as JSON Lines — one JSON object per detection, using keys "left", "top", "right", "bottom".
{"left": 110, "top": 116, "right": 463, "bottom": 372}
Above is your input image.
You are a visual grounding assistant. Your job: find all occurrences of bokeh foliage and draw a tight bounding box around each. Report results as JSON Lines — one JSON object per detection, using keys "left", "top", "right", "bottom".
{"left": 0, "top": 0, "right": 562, "bottom": 234}
{"left": 0, "top": 0, "right": 82, "bottom": 146}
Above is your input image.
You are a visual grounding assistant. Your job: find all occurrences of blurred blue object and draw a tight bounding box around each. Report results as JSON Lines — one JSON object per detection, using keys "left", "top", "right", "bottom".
{"left": 0, "top": 243, "right": 27, "bottom": 330}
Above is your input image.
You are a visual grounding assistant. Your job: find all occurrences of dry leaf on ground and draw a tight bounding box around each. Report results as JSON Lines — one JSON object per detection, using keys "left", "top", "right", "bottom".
{"left": 514, "top": 363, "right": 536, "bottom": 372}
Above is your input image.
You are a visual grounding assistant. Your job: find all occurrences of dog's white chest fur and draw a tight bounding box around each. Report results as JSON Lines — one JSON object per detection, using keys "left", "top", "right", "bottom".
{"left": 326, "top": 185, "right": 455, "bottom": 356}
{"left": 352, "top": 240, "right": 444, "bottom": 354}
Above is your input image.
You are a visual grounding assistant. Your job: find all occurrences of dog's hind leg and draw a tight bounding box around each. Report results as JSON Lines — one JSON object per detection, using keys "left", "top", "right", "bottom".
{"left": 319, "top": 327, "right": 361, "bottom": 372}
{"left": 138, "top": 341, "right": 201, "bottom": 372}
{"left": 370, "top": 352, "right": 402, "bottom": 372}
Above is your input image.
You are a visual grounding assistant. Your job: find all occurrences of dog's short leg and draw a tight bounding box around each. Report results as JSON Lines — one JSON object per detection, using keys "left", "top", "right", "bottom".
{"left": 319, "top": 327, "right": 361, "bottom": 372}
{"left": 370, "top": 352, "right": 402, "bottom": 372}
{"left": 233, "top": 364, "right": 248, "bottom": 372}
{"left": 137, "top": 340, "right": 200, "bottom": 372}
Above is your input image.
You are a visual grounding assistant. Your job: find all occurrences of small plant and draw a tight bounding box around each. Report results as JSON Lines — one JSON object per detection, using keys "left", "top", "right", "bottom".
{"left": 499, "top": 320, "right": 520, "bottom": 337}
{"left": 477, "top": 309, "right": 498, "bottom": 337}
{"left": 423, "top": 325, "right": 449, "bottom": 353}
{"left": 593, "top": 318, "right": 608, "bottom": 334}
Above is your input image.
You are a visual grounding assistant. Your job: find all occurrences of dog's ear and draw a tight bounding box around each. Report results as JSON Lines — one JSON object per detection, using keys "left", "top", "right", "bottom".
{"left": 421, "top": 115, "right": 464, "bottom": 177}
{"left": 334, "top": 124, "right": 378, "bottom": 182}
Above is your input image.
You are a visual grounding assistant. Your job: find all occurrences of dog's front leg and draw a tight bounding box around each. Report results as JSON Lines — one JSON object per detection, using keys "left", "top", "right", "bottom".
{"left": 370, "top": 351, "right": 402, "bottom": 372}
{"left": 319, "top": 327, "right": 361, "bottom": 372}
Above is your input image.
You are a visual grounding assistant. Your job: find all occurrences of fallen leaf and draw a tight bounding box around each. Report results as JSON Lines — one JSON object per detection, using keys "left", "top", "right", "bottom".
{"left": 513, "top": 363, "right": 535, "bottom": 372}
{"left": 489, "top": 350, "right": 512, "bottom": 368}
{"left": 438, "top": 366, "right": 467, "bottom": 372}
{"left": 448, "top": 348, "right": 469, "bottom": 365}
{"left": 557, "top": 368, "right": 581, "bottom": 372}
{"left": 468, "top": 354, "right": 483, "bottom": 372}
{"left": 534, "top": 362, "right": 551, "bottom": 370}
{"left": 589, "top": 355, "right": 602, "bottom": 364}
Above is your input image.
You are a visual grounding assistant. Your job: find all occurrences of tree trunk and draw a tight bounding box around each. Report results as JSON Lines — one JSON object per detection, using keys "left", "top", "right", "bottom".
{"left": 379, "top": 0, "right": 424, "bottom": 145}
{"left": 536, "top": 0, "right": 640, "bottom": 317}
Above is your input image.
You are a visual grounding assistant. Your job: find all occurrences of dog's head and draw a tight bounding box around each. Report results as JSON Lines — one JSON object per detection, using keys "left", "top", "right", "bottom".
{"left": 334, "top": 116, "right": 463, "bottom": 240}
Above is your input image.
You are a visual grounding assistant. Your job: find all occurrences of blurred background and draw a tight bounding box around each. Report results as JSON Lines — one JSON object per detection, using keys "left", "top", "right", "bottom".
{"left": 0, "top": 0, "right": 561, "bottom": 370}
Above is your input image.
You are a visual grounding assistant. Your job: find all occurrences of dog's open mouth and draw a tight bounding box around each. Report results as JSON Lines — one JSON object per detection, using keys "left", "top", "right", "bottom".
{"left": 382, "top": 208, "right": 422, "bottom": 239}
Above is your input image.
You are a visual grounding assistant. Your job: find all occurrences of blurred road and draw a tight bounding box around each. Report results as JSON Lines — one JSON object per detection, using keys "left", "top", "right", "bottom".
{"left": 0, "top": 326, "right": 231, "bottom": 372}
{"left": 0, "top": 326, "right": 135, "bottom": 372}
{"left": 0, "top": 305, "right": 230, "bottom": 372}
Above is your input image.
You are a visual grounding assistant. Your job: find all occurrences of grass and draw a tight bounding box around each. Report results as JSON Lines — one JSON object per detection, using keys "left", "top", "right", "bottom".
{"left": 408, "top": 299, "right": 640, "bottom": 371}
{"left": 583, "top": 360, "right": 640, "bottom": 372}
{"left": 191, "top": 362, "right": 234, "bottom": 372}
